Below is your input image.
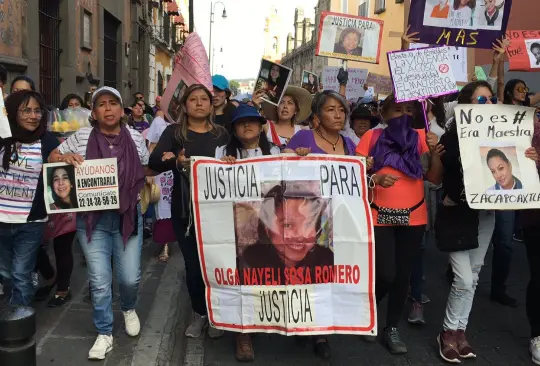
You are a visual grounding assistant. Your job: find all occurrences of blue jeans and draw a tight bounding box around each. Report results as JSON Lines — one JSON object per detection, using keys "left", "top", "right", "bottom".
{"left": 77, "top": 206, "right": 143, "bottom": 335}
{"left": 491, "top": 210, "right": 516, "bottom": 295}
{"left": 0, "top": 221, "right": 45, "bottom": 306}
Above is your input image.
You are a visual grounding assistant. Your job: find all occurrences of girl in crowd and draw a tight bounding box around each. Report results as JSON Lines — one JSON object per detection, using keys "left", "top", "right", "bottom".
{"left": 11, "top": 75, "right": 37, "bottom": 93}
{"left": 356, "top": 94, "right": 442, "bottom": 355}
{"left": 60, "top": 94, "right": 84, "bottom": 110}
{"left": 149, "top": 84, "right": 229, "bottom": 340}
{"left": 129, "top": 101, "right": 151, "bottom": 133}
{"left": 285, "top": 90, "right": 358, "bottom": 360}
{"left": 255, "top": 85, "right": 311, "bottom": 147}
{"left": 435, "top": 80, "right": 538, "bottom": 363}
{"left": 49, "top": 86, "right": 151, "bottom": 360}
{"left": 146, "top": 110, "right": 176, "bottom": 262}
{"left": 215, "top": 103, "right": 279, "bottom": 362}
{"left": 0, "top": 90, "right": 59, "bottom": 306}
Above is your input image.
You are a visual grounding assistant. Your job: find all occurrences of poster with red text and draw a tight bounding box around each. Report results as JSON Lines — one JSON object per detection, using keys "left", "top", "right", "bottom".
{"left": 506, "top": 30, "right": 540, "bottom": 72}
{"left": 161, "top": 33, "right": 213, "bottom": 123}
{"left": 191, "top": 155, "right": 376, "bottom": 335}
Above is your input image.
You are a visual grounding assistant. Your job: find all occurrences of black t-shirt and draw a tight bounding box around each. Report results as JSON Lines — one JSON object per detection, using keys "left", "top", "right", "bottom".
{"left": 148, "top": 125, "right": 229, "bottom": 219}
{"left": 439, "top": 128, "right": 466, "bottom": 205}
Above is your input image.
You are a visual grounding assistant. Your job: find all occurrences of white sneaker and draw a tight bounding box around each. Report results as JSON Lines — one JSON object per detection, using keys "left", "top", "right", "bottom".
{"left": 123, "top": 309, "right": 140, "bottom": 337}
{"left": 185, "top": 312, "right": 207, "bottom": 338}
{"left": 88, "top": 334, "right": 113, "bottom": 360}
{"left": 531, "top": 336, "right": 540, "bottom": 365}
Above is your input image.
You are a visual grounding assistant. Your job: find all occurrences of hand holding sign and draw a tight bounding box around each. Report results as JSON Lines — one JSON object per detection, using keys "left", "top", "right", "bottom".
{"left": 60, "top": 153, "right": 85, "bottom": 167}
{"left": 493, "top": 37, "right": 510, "bottom": 62}
{"left": 525, "top": 147, "right": 539, "bottom": 161}
{"left": 177, "top": 149, "right": 190, "bottom": 170}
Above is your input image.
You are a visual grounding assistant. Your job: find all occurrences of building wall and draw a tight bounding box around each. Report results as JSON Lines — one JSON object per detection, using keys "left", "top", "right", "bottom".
{"left": 263, "top": 6, "right": 284, "bottom": 63}
{"left": 154, "top": 47, "right": 173, "bottom": 97}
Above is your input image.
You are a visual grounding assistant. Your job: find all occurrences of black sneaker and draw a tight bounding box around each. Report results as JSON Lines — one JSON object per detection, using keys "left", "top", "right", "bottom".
{"left": 383, "top": 327, "right": 407, "bottom": 354}
{"left": 313, "top": 338, "right": 331, "bottom": 359}
{"left": 491, "top": 292, "right": 518, "bottom": 307}
{"left": 47, "top": 291, "right": 71, "bottom": 308}
{"left": 35, "top": 283, "right": 56, "bottom": 301}
{"left": 513, "top": 233, "right": 523, "bottom": 242}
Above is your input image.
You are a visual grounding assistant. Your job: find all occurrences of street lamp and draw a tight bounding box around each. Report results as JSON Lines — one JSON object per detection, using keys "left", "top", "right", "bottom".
{"left": 209, "top": 1, "right": 227, "bottom": 69}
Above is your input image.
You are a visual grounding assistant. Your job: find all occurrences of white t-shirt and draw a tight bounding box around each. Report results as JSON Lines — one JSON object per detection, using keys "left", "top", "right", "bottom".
{"left": 58, "top": 127, "right": 149, "bottom": 165}
{"left": 0, "top": 142, "right": 44, "bottom": 223}
{"left": 146, "top": 116, "right": 168, "bottom": 144}
{"left": 215, "top": 145, "right": 281, "bottom": 159}
{"left": 265, "top": 123, "right": 304, "bottom": 146}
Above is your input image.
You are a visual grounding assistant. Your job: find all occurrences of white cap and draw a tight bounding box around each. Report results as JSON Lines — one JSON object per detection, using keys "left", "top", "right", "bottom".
{"left": 92, "top": 86, "right": 123, "bottom": 106}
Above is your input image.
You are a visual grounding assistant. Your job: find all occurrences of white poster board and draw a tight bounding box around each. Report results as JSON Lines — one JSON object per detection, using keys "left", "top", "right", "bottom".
{"left": 410, "top": 43, "right": 468, "bottom": 83}
{"left": 387, "top": 46, "right": 458, "bottom": 102}
{"left": 191, "top": 155, "right": 376, "bottom": 335}
{"left": 454, "top": 104, "right": 540, "bottom": 210}
{"left": 322, "top": 66, "right": 368, "bottom": 102}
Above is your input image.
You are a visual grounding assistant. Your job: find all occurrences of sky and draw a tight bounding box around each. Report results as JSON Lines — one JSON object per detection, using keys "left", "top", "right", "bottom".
{"left": 193, "top": 0, "right": 318, "bottom": 80}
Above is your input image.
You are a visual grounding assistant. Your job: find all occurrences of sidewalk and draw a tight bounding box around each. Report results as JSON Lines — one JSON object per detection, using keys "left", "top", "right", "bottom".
{"left": 1, "top": 237, "right": 191, "bottom": 366}
{"left": 184, "top": 214, "right": 534, "bottom": 366}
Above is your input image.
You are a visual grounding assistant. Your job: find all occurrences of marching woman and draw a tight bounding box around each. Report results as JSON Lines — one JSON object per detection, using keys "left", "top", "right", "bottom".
{"left": 0, "top": 90, "right": 59, "bottom": 306}
{"left": 435, "top": 80, "right": 538, "bottom": 363}
{"left": 252, "top": 86, "right": 311, "bottom": 147}
{"left": 215, "top": 103, "right": 279, "bottom": 362}
{"left": 284, "top": 90, "right": 357, "bottom": 360}
{"left": 356, "top": 94, "right": 443, "bottom": 355}
{"left": 48, "top": 86, "right": 151, "bottom": 360}
{"left": 149, "top": 84, "right": 229, "bottom": 339}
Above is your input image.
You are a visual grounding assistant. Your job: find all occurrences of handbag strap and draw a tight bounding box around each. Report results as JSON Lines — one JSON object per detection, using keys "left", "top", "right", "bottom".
{"left": 371, "top": 199, "right": 425, "bottom": 212}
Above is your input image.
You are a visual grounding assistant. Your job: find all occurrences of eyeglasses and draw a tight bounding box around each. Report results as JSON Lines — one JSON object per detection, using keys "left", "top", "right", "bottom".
{"left": 477, "top": 96, "right": 498, "bottom": 104}
{"left": 19, "top": 108, "right": 44, "bottom": 118}
{"left": 516, "top": 86, "right": 529, "bottom": 93}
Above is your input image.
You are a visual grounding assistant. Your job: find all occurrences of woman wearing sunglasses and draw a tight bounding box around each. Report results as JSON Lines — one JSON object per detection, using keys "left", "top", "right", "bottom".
{"left": 435, "top": 80, "right": 538, "bottom": 363}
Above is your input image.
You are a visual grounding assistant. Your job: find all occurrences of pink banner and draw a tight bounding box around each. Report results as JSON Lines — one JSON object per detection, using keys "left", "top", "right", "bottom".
{"left": 161, "top": 33, "right": 212, "bottom": 123}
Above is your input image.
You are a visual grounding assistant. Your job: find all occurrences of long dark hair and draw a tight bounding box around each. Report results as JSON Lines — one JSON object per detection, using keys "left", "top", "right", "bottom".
{"left": 412, "top": 98, "right": 446, "bottom": 129}
{"left": 447, "top": 81, "right": 494, "bottom": 134}
{"left": 48, "top": 165, "right": 78, "bottom": 209}
{"left": 60, "top": 94, "right": 84, "bottom": 110}
{"left": 1, "top": 90, "right": 48, "bottom": 170}
{"left": 225, "top": 121, "right": 273, "bottom": 157}
{"left": 10, "top": 75, "right": 37, "bottom": 92}
{"left": 453, "top": 0, "right": 475, "bottom": 10}
{"left": 503, "top": 79, "right": 527, "bottom": 105}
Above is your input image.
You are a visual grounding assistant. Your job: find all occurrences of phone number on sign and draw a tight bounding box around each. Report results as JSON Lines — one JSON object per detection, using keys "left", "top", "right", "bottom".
{"left": 77, "top": 192, "right": 118, "bottom": 208}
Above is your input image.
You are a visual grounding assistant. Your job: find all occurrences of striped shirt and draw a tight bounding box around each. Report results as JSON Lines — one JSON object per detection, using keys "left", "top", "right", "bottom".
{"left": 58, "top": 127, "right": 149, "bottom": 165}
{"left": 0, "top": 142, "right": 43, "bottom": 223}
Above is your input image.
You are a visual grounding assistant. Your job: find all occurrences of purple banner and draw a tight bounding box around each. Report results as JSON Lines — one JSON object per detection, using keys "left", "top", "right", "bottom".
{"left": 408, "top": 0, "right": 512, "bottom": 49}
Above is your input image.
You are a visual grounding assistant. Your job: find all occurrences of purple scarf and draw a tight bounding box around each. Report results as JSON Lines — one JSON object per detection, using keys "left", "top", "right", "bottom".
{"left": 370, "top": 114, "right": 423, "bottom": 179}
{"left": 85, "top": 126, "right": 145, "bottom": 244}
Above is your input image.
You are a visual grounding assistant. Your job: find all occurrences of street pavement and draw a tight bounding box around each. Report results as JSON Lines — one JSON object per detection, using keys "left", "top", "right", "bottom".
{"left": 189, "top": 215, "right": 535, "bottom": 366}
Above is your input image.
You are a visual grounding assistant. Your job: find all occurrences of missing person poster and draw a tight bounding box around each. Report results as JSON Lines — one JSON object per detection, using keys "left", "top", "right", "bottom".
{"left": 255, "top": 59, "right": 292, "bottom": 106}
{"left": 161, "top": 32, "right": 212, "bottom": 123}
{"left": 0, "top": 89, "right": 11, "bottom": 138}
{"left": 191, "top": 155, "right": 376, "bottom": 335}
{"left": 505, "top": 30, "right": 540, "bottom": 72}
{"left": 322, "top": 66, "right": 368, "bottom": 102}
{"left": 408, "top": 0, "right": 512, "bottom": 49}
{"left": 388, "top": 46, "right": 458, "bottom": 102}
{"left": 301, "top": 70, "right": 319, "bottom": 94}
{"left": 454, "top": 104, "right": 540, "bottom": 210}
{"left": 316, "top": 12, "right": 384, "bottom": 64}
{"left": 43, "top": 158, "right": 120, "bottom": 214}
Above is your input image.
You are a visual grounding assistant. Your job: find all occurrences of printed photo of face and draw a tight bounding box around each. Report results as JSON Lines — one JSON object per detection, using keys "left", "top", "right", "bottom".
{"left": 270, "top": 65, "right": 280, "bottom": 82}
{"left": 342, "top": 32, "right": 360, "bottom": 52}
{"left": 485, "top": 148, "right": 522, "bottom": 191}
{"left": 530, "top": 43, "right": 540, "bottom": 65}
{"left": 49, "top": 165, "right": 78, "bottom": 210}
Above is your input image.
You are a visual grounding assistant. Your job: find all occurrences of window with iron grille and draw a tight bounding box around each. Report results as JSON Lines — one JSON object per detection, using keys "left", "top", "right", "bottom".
{"left": 164, "top": 14, "right": 170, "bottom": 43}
{"left": 157, "top": 71, "right": 164, "bottom": 96}
{"left": 374, "top": 0, "right": 386, "bottom": 14}
{"left": 39, "top": 0, "right": 62, "bottom": 107}
{"left": 358, "top": 1, "right": 369, "bottom": 17}
{"left": 103, "top": 11, "right": 120, "bottom": 89}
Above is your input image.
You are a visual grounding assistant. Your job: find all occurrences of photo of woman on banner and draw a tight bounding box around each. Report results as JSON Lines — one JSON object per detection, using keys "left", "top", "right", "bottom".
{"left": 333, "top": 28, "right": 364, "bottom": 56}
{"left": 485, "top": 147, "right": 523, "bottom": 190}
{"left": 47, "top": 165, "right": 78, "bottom": 210}
{"left": 237, "top": 182, "right": 333, "bottom": 284}
{"left": 483, "top": 0, "right": 505, "bottom": 26}
{"left": 430, "top": 0, "right": 450, "bottom": 19}
{"left": 255, "top": 60, "right": 290, "bottom": 105}
{"left": 450, "top": 0, "right": 475, "bottom": 27}
{"left": 528, "top": 41, "right": 540, "bottom": 67}
{"left": 301, "top": 71, "right": 319, "bottom": 94}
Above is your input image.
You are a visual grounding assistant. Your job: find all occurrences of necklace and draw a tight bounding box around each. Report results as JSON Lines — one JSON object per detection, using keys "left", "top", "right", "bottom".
{"left": 103, "top": 135, "right": 118, "bottom": 149}
{"left": 316, "top": 129, "right": 340, "bottom": 151}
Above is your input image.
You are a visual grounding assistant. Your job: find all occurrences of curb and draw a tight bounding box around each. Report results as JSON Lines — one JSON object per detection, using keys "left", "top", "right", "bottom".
{"left": 131, "top": 248, "right": 190, "bottom": 366}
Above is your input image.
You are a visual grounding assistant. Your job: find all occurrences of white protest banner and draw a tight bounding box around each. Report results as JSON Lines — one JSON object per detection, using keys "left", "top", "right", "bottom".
{"left": 454, "top": 104, "right": 540, "bottom": 210}
{"left": 43, "top": 158, "right": 120, "bottom": 214}
{"left": 387, "top": 46, "right": 458, "bottom": 102}
{"left": 410, "top": 43, "right": 468, "bottom": 83}
{"left": 191, "top": 155, "right": 376, "bottom": 335}
{"left": 0, "top": 89, "right": 11, "bottom": 138}
{"left": 322, "top": 66, "right": 368, "bottom": 102}
{"left": 366, "top": 73, "right": 393, "bottom": 96}
{"left": 161, "top": 33, "right": 212, "bottom": 123}
{"left": 316, "top": 12, "right": 384, "bottom": 64}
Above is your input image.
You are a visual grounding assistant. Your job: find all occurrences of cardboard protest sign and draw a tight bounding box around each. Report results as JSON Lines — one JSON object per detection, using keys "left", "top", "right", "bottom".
{"left": 161, "top": 33, "right": 212, "bottom": 123}
{"left": 408, "top": 0, "right": 512, "bottom": 49}
{"left": 410, "top": 43, "right": 468, "bottom": 83}
{"left": 316, "top": 12, "right": 383, "bottom": 64}
{"left": 191, "top": 155, "right": 376, "bottom": 335}
{"left": 301, "top": 70, "right": 319, "bottom": 94}
{"left": 255, "top": 59, "right": 292, "bottom": 106}
{"left": 505, "top": 30, "right": 540, "bottom": 72}
{"left": 366, "top": 73, "right": 393, "bottom": 96}
{"left": 388, "top": 46, "right": 458, "bottom": 102}
{"left": 43, "top": 158, "right": 120, "bottom": 214}
{"left": 454, "top": 104, "right": 540, "bottom": 210}
{"left": 0, "top": 89, "right": 11, "bottom": 138}
{"left": 322, "top": 66, "right": 368, "bottom": 102}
